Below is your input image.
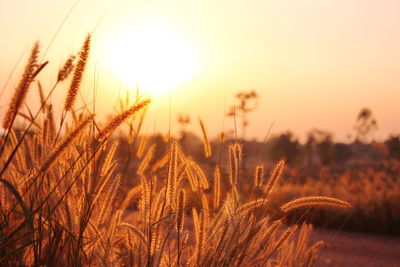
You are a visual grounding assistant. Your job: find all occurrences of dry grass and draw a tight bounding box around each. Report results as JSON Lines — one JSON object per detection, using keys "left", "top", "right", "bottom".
{"left": 0, "top": 37, "right": 351, "bottom": 266}
{"left": 268, "top": 163, "right": 400, "bottom": 235}
{"left": 281, "top": 196, "right": 352, "bottom": 213}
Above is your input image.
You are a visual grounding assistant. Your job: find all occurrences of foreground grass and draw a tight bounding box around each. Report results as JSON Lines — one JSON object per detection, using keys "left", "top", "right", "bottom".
{"left": 0, "top": 36, "right": 350, "bottom": 266}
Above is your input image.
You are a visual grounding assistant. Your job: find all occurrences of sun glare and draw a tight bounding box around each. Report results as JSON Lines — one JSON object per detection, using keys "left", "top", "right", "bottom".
{"left": 106, "top": 24, "right": 198, "bottom": 96}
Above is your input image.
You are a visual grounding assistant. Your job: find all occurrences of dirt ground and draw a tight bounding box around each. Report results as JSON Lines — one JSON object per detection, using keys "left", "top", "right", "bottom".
{"left": 312, "top": 228, "right": 400, "bottom": 267}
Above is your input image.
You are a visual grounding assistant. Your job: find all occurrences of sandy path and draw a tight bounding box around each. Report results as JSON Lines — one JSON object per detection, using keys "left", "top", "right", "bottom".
{"left": 312, "top": 228, "right": 400, "bottom": 267}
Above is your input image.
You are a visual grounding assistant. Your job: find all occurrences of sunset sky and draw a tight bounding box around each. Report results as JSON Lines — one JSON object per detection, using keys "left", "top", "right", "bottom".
{"left": 1, "top": 0, "right": 399, "bottom": 142}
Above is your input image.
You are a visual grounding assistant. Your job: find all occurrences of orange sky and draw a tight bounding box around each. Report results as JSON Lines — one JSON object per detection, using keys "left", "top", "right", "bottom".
{"left": 1, "top": 0, "right": 399, "bottom": 142}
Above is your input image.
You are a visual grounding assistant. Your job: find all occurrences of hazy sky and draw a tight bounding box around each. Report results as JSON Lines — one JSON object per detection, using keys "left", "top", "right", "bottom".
{"left": 1, "top": 0, "right": 399, "bottom": 142}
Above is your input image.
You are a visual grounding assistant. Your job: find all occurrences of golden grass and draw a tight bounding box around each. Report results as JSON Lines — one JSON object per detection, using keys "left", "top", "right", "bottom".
{"left": 63, "top": 34, "right": 90, "bottom": 112}
{"left": 2, "top": 43, "right": 39, "bottom": 130}
{"left": 199, "top": 118, "right": 212, "bottom": 158}
{"left": 0, "top": 37, "right": 352, "bottom": 266}
{"left": 281, "top": 196, "right": 352, "bottom": 213}
{"left": 254, "top": 164, "right": 264, "bottom": 187}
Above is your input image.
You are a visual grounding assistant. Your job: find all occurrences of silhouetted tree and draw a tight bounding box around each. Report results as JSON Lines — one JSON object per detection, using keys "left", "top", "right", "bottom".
{"left": 354, "top": 107, "right": 378, "bottom": 143}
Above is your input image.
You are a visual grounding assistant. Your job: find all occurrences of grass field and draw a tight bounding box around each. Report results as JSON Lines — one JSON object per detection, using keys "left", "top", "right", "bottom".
{"left": 0, "top": 36, "right": 357, "bottom": 266}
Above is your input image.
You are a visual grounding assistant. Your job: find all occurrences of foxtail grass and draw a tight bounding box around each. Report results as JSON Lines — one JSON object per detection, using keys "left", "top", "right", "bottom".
{"left": 281, "top": 196, "right": 352, "bottom": 213}
{"left": 0, "top": 37, "right": 351, "bottom": 267}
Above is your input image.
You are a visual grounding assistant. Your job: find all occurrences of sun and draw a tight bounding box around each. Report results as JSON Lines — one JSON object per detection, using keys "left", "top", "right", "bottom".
{"left": 105, "top": 24, "right": 198, "bottom": 96}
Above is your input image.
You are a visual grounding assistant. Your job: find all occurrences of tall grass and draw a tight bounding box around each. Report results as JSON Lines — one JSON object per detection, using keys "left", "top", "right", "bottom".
{"left": 0, "top": 37, "right": 351, "bottom": 266}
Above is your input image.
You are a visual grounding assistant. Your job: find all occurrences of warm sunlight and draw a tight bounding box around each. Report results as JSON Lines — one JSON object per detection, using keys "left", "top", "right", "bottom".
{"left": 2, "top": 1, "right": 400, "bottom": 266}
{"left": 105, "top": 23, "right": 198, "bottom": 96}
